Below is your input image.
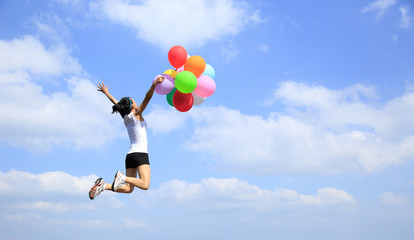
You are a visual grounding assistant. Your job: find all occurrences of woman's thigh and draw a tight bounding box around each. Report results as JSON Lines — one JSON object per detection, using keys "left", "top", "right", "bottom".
{"left": 125, "top": 168, "right": 138, "bottom": 192}
{"left": 126, "top": 168, "right": 138, "bottom": 178}
{"left": 137, "top": 164, "right": 151, "bottom": 184}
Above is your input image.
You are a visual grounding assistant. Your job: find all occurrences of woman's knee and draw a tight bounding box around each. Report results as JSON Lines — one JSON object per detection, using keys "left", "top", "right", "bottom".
{"left": 141, "top": 181, "right": 150, "bottom": 190}
{"left": 126, "top": 184, "right": 135, "bottom": 193}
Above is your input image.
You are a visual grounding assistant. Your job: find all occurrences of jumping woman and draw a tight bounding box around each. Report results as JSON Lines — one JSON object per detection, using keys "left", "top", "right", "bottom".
{"left": 89, "top": 76, "right": 164, "bottom": 200}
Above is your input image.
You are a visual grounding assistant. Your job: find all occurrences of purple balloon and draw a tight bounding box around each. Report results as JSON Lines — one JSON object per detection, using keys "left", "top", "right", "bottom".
{"left": 155, "top": 74, "right": 175, "bottom": 95}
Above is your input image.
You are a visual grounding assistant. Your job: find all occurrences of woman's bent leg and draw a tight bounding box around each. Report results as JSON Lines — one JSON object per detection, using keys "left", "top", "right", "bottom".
{"left": 112, "top": 165, "right": 150, "bottom": 193}
{"left": 126, "top": 164, "right": 151, "bottom": 190}
{"left": 113, "top": 168, "right": 137, "bottom": 193}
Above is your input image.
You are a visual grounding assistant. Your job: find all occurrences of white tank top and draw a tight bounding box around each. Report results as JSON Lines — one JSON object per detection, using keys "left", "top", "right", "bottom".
{"left": 124, "top": 112, "right": 148, "bottom": 154}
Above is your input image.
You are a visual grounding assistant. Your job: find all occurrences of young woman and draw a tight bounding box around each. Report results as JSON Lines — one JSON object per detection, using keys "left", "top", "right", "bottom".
{"left": 89, "top": 76, "right": 164, "bottom": 200}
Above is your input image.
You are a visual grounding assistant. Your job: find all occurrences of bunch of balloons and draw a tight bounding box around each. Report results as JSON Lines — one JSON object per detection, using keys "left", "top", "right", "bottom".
{"left": 154, "top": 45, "right": 216, "bottom": 112}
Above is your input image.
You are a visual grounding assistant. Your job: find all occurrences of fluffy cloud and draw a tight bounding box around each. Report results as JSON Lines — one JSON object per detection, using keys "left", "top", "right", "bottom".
{"left": 0, "top": 170, "right": 124, "bottom": 213}
{"left": 140, "top": 178, "right": 354, "bottom": 211}
{"left": 0, "top": 170, "right": 354, "bottom": 215}
{"left": 147, "top": 81, "right": 414, "bottom": 175}
{"left": 91, "top": 0, "right": 262, "bottom": 49}
{"left": 0, "top": 35, "right": 123, "bottom": 153}
{"left": 0, "top": 35, "right": 81, "bottom": 75}
{"left": 0, "top": 169, "right": 96, "bottom": 195}
{"left": 0, "top": 169, "right": 355, "bottom": 239}
{"left": 362, "top": 0, "right": 396, "bottom": 20}
{"left": 0, "top": 169, "right": 145, "bottom": 239}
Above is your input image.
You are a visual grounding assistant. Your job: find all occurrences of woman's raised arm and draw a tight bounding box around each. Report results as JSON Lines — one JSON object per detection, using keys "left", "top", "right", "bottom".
{"left": 137, "top": 76, "right": 164, "bottom": 115}
{"left": 97, "top": 82, "right": 118, "bottom": 105}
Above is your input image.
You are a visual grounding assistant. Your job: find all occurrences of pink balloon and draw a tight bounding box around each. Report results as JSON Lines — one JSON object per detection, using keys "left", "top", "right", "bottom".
{"left": 155, "top": 74, "right": 174, "bottom": 95}
{"left": 177, "top": 65, "right": 184, "bottom": 73}
{"left": 194, "top": 75, "right": 216, "bottom": 97}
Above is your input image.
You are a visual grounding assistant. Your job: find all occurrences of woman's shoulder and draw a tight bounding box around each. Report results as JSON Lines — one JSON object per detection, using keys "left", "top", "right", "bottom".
{"left": 132, "top": 110, "right": 144, "bottom": 121}
{"left": 130, "top": 111, "right": 144, "bottom": 122}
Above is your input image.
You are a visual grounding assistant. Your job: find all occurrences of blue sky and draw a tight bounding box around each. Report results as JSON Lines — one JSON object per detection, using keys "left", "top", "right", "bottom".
{"left": 1, "top": 0, "right": 414, "bottom": 239}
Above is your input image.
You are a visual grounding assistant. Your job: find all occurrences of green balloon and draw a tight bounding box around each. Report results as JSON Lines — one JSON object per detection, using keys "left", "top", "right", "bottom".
{"left": 166, "top": 88, "right": 177, "bottom": 107}
{"left": 175, "top": 71, "right": 197, "bottom": 93}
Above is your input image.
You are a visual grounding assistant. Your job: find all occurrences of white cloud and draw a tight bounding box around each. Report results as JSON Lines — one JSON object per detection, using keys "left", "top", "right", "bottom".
{"left": 380, "top": 192, "right": 411, "bottom": 206}
{"left": 399, "top": 6, "right": 411, "bottom": 28}
{"left": 0, "top": 35, "right": 81, "bottom": 75}
{"left": 0, "top": 35, "right": 123, "bottom": 153}
{"left": 0, "top": 169, "right": 357, "bottom": 239}
{"left": 362, "top": 0, "right": 396, "bottom": 20}
{"left": 148, "top": 81, "right": 414, "bottom": 175}
{"left": 0, "top": 170, "right": 124, "bottom": 212}
{"left": 91, "top": 0, "right": 263, "bottom": 49}
{"left": 147, "top": 178, "right": 354, "bottom": 210}
{"left": 0, "top": 169, "right": 354, "bottom": 218}
{"left": 0, "top": 169, "right": 97, "bottom": 195}
{"left": 0, "top": 169, "right": 144, "bottom": 239}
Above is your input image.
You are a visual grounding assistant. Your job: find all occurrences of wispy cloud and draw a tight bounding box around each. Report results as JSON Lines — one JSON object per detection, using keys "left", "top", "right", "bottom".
{"left": 284, "top": 16, "right": 302, "bottom": 31}
{"left": 221, "top": 42, "right": 240, "bottom": 62}
{"left": 399, "top": 6, "right": 411, "bottom": 28}
{"left": 123, "top": 218, "right": 147, "bottom": 228}
{"left": 362, "top": 0, "right": 396, "bottom": 20}
{"left": 380, "top": 192, "right": 411, "bottom": 206}
{"left": 257, "top": 43, "right": 269, "bottom": 53}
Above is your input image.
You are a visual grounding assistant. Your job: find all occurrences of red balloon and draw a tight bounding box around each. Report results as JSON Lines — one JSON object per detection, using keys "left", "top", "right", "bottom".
{"left": 173, "top": 91, "right": 194, "bottom": 112}
{"left": 168, "top": 46, "right": 187, "bottom": 69}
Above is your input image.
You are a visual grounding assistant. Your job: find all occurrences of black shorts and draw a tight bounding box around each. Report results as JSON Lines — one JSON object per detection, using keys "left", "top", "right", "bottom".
{"left": 125, "top": 152, "right": 150, "bottom": 169}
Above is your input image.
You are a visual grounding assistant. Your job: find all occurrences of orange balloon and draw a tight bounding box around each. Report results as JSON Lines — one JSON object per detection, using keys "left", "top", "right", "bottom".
{"left": 184, "top": 55, "right": 206, "bottom": 77}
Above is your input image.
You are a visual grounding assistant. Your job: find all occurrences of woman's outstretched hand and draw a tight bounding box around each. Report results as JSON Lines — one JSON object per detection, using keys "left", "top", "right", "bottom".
{"left": 97, "top": 82, "right": 109, "bottom": 94}
{"left": 154, "top": 76, "right": 165, "bottom": 85}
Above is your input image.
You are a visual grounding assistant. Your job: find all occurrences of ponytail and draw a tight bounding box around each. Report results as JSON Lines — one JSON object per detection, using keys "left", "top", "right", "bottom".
{"left": 112, "top": 97, "right": 132, "bottom": 118}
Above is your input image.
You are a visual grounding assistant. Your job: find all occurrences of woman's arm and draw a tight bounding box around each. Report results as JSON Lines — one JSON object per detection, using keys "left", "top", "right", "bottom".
{"left": 97, "top": 82, "right": 118, "bottom": 105}
{"left": 137, "top": 76, "right": 164, "bottom": 115}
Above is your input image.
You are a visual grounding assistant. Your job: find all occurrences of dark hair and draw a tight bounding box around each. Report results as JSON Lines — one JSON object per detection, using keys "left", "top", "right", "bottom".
{"left": 112, "top": 97, "right": 132, "bottom": 118}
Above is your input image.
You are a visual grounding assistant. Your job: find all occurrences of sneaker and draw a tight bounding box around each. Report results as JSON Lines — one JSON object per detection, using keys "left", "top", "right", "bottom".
{"left": 112, "top": 170, "right": 126, "bottom": 191}
{"left": 89, "top": 178, "right": 105, "bottom": 200}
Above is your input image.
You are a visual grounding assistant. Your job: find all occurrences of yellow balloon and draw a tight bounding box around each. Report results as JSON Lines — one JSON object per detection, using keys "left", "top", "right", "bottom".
{"left": 163, "top": 69, "right": 178, "bottom": 79}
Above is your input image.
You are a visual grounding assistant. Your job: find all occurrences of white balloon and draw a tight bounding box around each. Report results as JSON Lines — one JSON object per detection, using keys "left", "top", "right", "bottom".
{"left": 192, "top": 92, "right": 206, "bottom": 105}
